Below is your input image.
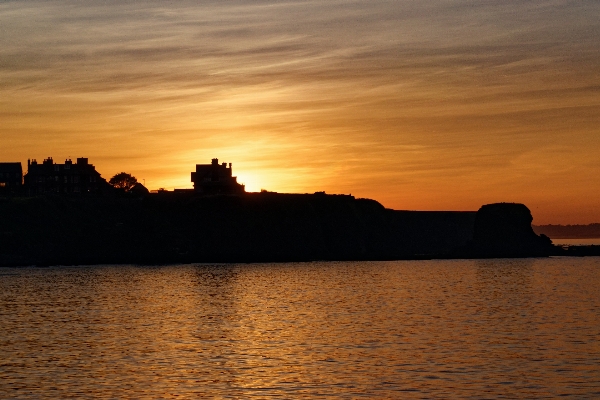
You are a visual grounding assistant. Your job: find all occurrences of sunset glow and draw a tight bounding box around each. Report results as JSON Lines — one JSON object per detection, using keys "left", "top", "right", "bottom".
{"left": 1, "top": 0, "right": 599, "bottom": 224}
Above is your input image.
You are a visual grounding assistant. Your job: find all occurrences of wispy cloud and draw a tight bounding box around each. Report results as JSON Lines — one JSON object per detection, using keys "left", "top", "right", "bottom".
{"left": 1, "top": 0, "right": 599, "bottom": 222}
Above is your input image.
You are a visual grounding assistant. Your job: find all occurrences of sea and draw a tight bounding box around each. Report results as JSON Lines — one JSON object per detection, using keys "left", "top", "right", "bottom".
{"left": 1, "top": 258, "right": 600, "bottom": 398}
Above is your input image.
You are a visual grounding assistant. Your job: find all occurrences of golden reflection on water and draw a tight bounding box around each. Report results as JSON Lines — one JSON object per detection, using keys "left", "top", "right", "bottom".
{"left": 1, "top": 259, "right": 600, "bottom": 398}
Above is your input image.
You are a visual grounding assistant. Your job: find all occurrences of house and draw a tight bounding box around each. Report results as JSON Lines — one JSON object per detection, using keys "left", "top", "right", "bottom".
{"left": 0, "top": 163, "right": 23, "bottom": 194}
{"left": 191, "top": 158, "right": 245, "bottom": 195}
{"left": 24, "top": 157, "right": 110, "bottom": 195}
{"left": 129, "top": 182, "right": 150, "bottom": 196}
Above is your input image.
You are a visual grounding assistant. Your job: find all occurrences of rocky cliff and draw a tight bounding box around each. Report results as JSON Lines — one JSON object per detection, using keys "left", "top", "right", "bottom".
{"left": 453, "top": 203, "right": 554, "bottom": 258}
{"left": 0, "top": 195, "right": 557, "bottom": 266}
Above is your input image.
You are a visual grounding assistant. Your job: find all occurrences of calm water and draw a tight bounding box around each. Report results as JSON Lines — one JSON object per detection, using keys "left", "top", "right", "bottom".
{"left": 1, "top": 258, "right": 600, "bottom": 398}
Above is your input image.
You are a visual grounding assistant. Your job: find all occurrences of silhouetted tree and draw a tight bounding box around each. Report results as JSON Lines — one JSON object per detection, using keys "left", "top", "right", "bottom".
{"left": 109, "top": 172, "right": 138, "bottom": 191}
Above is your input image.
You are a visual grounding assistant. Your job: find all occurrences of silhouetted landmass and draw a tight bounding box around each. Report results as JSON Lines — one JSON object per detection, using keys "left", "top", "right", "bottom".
{"left": 0, "top": 192, "right": 476, "bottom": 266}
{"left": 1, "top": 194, "right": 594, "bottom": 266}
{"left": 2, "top": 156, "right": 596, "bottom": 265}
{"left": 451, "top": 203, "right": 554, "bottom": 258}
{"left": 533, "top": 223, "right": 600, "bottom": 239}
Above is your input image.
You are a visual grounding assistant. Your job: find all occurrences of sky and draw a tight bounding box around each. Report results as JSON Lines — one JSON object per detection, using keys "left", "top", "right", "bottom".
{"left": 1, "top": 0, "right": 599, "bottom": 224}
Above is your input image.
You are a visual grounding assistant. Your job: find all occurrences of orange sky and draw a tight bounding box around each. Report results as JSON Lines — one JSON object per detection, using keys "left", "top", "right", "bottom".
{"left": 1, "top": 1, "right": 599, "bottom": 224}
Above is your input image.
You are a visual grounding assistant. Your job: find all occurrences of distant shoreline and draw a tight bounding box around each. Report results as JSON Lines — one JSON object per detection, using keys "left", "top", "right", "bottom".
{"left": 549, "top": 238, "right": 600, "bottom": 246}
{"left": 533, "top": 224, "right": 600, "bottom": 239}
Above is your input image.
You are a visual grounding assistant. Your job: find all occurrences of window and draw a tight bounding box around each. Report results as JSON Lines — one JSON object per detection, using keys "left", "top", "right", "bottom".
{"left": 54, "top": 165, "right": 59, "bottom": 172}
{"left": 65, "top": 164, "right": 70, "bottom": 170}
{"left": 64, "top": 176, "right": 68, "bottom": 183}
{"left": 55, "top": 176, "right": 59, "bottom": 182}
{"left": 73, "top": 176, "right": 79, "bottom": 183}
{"left": 0, "top": 182, "right": 5, "bottom": 187}
{"left": 74, "top": 186, "right": 80, "bottom": 193}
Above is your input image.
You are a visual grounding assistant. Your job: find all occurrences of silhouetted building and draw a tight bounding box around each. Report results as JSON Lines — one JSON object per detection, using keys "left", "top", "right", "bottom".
{"left": 130, "top": 182, "right": 150, "bottom": 196}
{"left": 24, "top": 157, "right": 110, "bottom": 195}
{"left": 191, "top": 158, "right": 245, "bottom": 195}
{"left": 0, "top": 163, "right": 23, "bottom": 194}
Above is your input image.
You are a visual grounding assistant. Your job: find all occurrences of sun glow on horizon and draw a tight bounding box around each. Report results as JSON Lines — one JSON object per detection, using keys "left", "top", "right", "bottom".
{"left": 1, "top": 0, "right": 599, "bottom": 224}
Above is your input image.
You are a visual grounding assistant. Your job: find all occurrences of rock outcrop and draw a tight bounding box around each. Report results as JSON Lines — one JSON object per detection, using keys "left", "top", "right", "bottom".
{"left": 455, "top": 203, "right": 553, "bottom": 258}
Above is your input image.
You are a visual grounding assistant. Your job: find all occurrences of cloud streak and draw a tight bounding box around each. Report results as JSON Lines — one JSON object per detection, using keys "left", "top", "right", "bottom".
{"left": 1, "top": 0, "right": 599, "bottom": 223}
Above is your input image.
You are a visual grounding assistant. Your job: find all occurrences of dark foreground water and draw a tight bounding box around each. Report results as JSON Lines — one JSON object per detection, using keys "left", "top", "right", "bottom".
{"left": 1, "top": 258, "right": 600, "bottom": 398}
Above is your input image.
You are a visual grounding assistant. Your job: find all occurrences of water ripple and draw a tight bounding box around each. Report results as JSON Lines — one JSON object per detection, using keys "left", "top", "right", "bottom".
{"left": 1, "top": 258, "right": 600, "bottom": 398}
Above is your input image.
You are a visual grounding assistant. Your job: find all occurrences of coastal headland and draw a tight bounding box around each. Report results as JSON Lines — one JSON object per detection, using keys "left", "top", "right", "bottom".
{"left": 0, "top": 192, "right": 473, "bottom": 266}
{"left": 0, "top": 157, "right": 596, "bottom": 266}
{"left": 2, "top": 191, "right": 593, "bottom": 267}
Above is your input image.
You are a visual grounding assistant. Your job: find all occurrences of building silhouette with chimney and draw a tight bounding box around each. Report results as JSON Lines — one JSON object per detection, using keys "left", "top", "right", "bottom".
{"left": 24, "top": 157, "right": 110, "bottom": 195}
{"left": 191, "top": 158, "right": 245, "bottom": 195}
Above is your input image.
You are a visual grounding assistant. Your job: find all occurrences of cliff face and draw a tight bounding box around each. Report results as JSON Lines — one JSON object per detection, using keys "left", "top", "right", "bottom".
{"left": 0, "top": 193, "right": 477, "bottom": 266}
{"left": 1, "top": 196, "right": 554, "bottom": 266}
{"left": 386, "top": 210, "right": 477, "bottom": 256}
{"left": 456, "top": 203, "right": 554, "bottom": 258}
